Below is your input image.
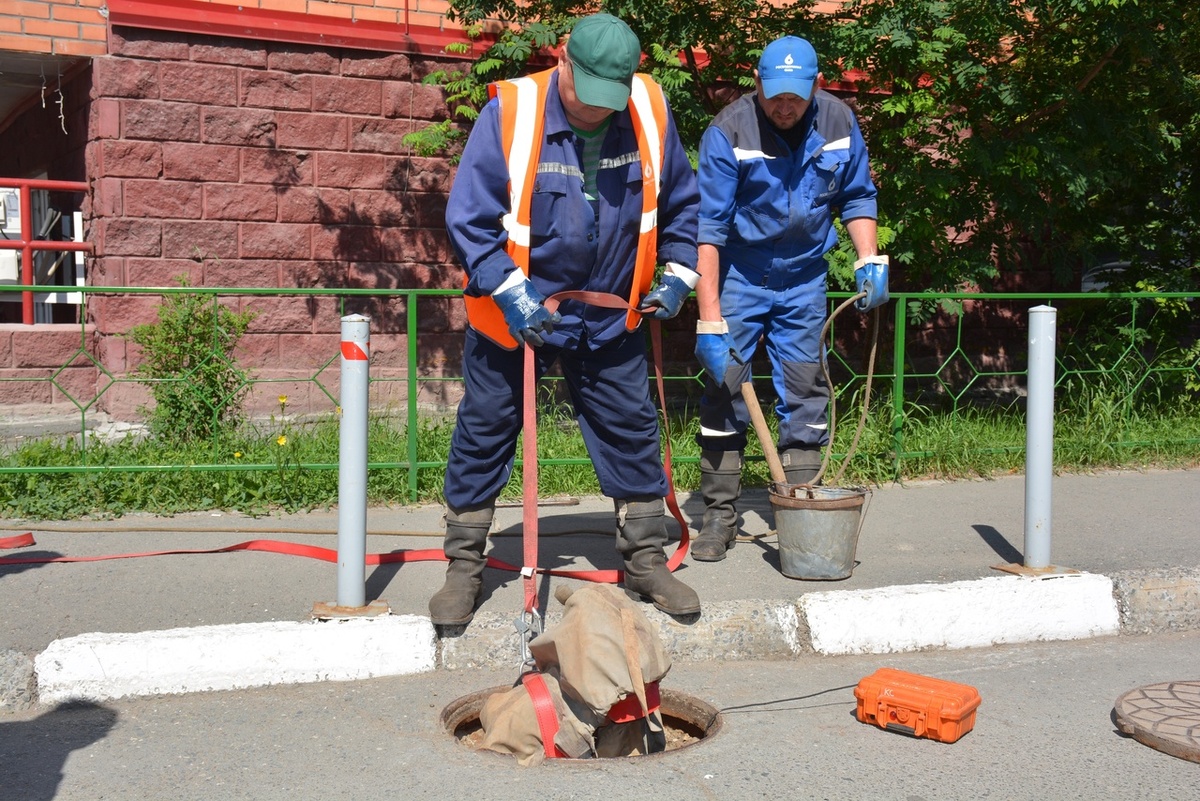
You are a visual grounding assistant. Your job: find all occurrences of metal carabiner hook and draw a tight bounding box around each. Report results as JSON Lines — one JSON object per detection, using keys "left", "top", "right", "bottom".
{"left": 514, "top": 608, "right": 544, "bottom": 671}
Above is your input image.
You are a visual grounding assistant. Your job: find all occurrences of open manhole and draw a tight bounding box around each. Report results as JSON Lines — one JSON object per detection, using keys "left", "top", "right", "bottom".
{"left": 442, "top": 685, "right": 723, "bottom": 760}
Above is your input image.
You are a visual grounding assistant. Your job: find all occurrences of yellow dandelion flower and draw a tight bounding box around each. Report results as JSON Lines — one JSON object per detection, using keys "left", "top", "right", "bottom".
{"left": 278, "top": 395, "right": 288, "bottom": 406}
{"left": 234, "top": 452, "right": 242, "bottom": 459}
{"left": 277, "top": 435, "right": 287, "bottom": 447}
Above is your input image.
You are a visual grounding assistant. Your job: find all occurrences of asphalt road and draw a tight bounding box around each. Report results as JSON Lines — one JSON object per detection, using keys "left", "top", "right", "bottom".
{"left": 3, "top": 630, "right": 1198, "bottom": 801}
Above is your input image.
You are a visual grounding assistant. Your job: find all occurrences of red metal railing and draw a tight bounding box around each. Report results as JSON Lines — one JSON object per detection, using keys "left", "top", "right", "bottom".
{"left": 0, "top": 178, "right": 92, "bottom": 325}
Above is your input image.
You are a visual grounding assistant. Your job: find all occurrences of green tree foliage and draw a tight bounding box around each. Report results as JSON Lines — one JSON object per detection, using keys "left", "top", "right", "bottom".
{"left": 416, "top": 0, "right": 1199, "bottom": 293}
{"left": 405, "top": 0, "right": 832, "bottom": 156}
{"left": 833, "top": 0, "right": 1200, "bottom": 291}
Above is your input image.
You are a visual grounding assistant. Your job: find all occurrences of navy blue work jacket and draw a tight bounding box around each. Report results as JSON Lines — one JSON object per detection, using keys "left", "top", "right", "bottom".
{"left": 445, "top": 70, "right": 700, "bottom": 347}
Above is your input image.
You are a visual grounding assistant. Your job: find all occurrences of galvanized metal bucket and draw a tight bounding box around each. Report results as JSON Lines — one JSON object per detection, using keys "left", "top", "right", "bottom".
{"left": 769, "top": 484, "right": 870, "bottom": 580}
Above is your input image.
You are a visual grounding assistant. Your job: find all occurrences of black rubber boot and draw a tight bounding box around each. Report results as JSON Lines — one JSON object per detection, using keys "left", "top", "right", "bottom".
{"left": 781, "top": 447, "right": 822, "bottom": 486}
{"left": 428, "top": 501, "right": 494, "bottom": 626}
{"left": 691, "top": 449, "right": 742, "bottom": 562}
{"left": 616, "top": 496, "right": 701, "bottom": 616}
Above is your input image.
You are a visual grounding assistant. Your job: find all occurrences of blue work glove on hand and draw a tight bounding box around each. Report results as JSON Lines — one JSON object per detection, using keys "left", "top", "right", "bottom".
{"left": 492, "top": 276, "right": 562, "bottom": 347}
{"left": 695, "top": 320, "right": 743, "bottom": 379}
{"left": 638, "top": 265, "right": 696, "bottom": 320}
{"left": 854, "top": 256, "right": 890, "bottom": 312}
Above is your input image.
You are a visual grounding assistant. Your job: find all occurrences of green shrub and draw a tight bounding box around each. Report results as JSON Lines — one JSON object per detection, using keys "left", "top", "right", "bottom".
{"left": 126, "top": 279, "right": 256, "bottom": 443}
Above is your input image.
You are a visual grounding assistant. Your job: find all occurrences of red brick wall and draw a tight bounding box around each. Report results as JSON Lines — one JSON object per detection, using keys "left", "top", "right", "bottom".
{"left": 1, "top": 1, "right": 468, "bottom": 58}
{"left": 84, "top": 25, "right": 469, "bottom": 418}
{"left": 0, "top": 49, "right": 95, "bottom": 406}
{"left": 0, "top": 1, "right": 107, "bottom": 57}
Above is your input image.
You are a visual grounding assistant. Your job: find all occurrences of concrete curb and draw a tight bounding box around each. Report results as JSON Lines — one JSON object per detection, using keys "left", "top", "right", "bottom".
{"left": 1109, "top": 566, "right": 1200, "bottom": 634}
{"left": 5, "top": 567, "right": 1198, "bottom": 709}
{"left": 0, "top": 648, "right": 36, "bottom": 711}
{"left": 33, "top": 616, "right": 436, "bottom": 706}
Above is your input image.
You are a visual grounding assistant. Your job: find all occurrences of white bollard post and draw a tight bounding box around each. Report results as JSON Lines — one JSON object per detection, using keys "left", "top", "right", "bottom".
{"left": 1024, "top": 305, "right": 1057, "bottom": 570}
{"left": 337, "top": 314, "right": 370, "bottom": 608}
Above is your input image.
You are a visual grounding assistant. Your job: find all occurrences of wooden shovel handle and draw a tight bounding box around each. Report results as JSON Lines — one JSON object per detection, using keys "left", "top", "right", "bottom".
{"left": 740, "top": 381, "right": 787, "bottom": 485}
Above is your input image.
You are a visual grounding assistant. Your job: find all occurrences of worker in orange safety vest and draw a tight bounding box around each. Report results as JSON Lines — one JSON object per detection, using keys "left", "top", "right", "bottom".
{"left": 433, "top": 13, "right": 702, "bottom": 626}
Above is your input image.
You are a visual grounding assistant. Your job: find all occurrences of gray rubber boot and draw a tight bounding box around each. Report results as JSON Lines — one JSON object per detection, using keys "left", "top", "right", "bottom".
{"left": 781, "top": 447, "right": 822, "bottom": 486}
{"left": 428, "top": 501, "right": 494, "bottom": 626}
{"left": 616, "top": 496, "right": 701, "bottom": 616}
{"left": 691, "top": 449, "right": 742, "bottom": 562}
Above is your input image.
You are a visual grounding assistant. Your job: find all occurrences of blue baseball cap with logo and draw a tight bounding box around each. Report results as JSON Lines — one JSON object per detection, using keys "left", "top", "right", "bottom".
{"left": 758, "top": 36, "right": 819, "bottom": 100}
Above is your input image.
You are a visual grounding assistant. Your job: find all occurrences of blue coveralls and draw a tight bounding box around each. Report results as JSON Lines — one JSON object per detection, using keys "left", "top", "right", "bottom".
{"left": 695, "top": 90, "right": 877, "bottom": 453}
{"left": 443, "top": 70, "right": 700, "bottom": 509}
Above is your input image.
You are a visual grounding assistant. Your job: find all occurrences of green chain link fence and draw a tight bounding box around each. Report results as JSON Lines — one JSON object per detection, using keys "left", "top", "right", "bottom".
{"left": 0, "top": 285, "right": 1196, "bottom": 509}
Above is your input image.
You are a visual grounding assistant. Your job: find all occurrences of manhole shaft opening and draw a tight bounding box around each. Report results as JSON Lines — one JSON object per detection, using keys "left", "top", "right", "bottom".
{"left": 441, "top": 685, "right": 724, "bottom": 762}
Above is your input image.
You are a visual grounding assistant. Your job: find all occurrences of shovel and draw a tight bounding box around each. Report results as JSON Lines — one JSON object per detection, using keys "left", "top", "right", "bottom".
{"left": 740, "top": 381, "right": 787, "bottom": 489}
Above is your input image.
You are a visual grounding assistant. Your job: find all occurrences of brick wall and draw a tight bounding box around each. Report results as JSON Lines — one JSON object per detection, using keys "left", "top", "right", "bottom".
{"left": 208, "top": 0, "right": 459, "bottom": 32}
{"left": 0, "top": 45, "right": 95, "bottom": 406}
{"left": 194, "top": 0, "right": 456, "bottom": 31}
{"left": 1, "top": 1, "right": 465, "bottom": 57}
{"left": 86, "top": 25, "right": 469, "bottom": 419}
{"left": 0, "top": 1, "right": 107, "bottom": 56}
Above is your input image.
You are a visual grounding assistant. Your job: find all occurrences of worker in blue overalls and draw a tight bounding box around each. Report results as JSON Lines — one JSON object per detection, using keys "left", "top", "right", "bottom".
{"left": 690, "top": 35, "right": 890, "bottom": 562}
{"left": 433, "top": 14, "right": 702, "bottom": 625}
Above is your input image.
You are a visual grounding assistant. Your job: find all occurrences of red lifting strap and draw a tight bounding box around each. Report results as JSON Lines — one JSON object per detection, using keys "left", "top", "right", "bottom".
{"left": 0, "top": 533, "right": 35, "bottom": 549}
{"left": 0, "top": 535, "right": 448, "bottom": 566}
{"left": 520, "top": 671, "right": 569, "bottom": 760}
{"left": 607, "top": 680, "right": 661, "bottom": 724}
{"left": 521, "top": 341, "right": 540, "bottom": 617}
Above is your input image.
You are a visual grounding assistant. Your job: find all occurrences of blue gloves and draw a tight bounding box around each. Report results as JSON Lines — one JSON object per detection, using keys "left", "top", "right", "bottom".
{"left": 638, "top": 264, "right": 698, "bottom": 320}
{"left": 492, "top": 276, "right": 562, "bottom": 347}
{"left": 695, "top": 320, "right": 742, "bottom": 380}
{"left": 853, "top": 256, "right": 890, "bottom": 312}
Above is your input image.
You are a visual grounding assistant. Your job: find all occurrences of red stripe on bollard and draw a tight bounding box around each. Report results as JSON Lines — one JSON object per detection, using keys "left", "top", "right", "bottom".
{"left": 341, "top": 342, "right": 369, "bottom": 361}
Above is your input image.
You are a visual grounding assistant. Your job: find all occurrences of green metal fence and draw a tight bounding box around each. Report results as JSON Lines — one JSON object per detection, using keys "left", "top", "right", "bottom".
{"left": 0, "top": 284, "right": 1196, "bottom": 503}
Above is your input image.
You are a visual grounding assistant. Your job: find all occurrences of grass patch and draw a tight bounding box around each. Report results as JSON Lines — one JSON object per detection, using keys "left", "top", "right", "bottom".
{"left": 0, "top": 392, "right": 1196, "bottom": 520}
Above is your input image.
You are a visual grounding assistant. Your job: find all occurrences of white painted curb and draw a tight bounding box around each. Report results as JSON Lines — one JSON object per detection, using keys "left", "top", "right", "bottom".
{"left": 34, "top": 615, "right": 436, "bottom": 704}
{"left": 800, "top": 573, "right": 1120, "bottom": 655}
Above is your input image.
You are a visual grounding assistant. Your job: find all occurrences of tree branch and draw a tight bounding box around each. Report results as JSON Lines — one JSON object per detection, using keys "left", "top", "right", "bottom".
{"left": 1005, "top": 43, "right": 1121, "bottom": 138}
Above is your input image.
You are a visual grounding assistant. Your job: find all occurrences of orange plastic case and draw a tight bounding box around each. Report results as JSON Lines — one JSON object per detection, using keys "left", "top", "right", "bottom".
{"left": 854, "top": 668, "right": 982, "bottom": 743}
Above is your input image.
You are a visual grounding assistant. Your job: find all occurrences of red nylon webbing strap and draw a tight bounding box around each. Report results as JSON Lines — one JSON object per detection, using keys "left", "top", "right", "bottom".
{"left": 0, "top": 532, "right": 35, "bottom": 549}
{"left": 648, "top": 316, "right": 691, "bottom": 570}
{"left": 520, "top": 671, "right": 567, "bottom": 759}
{"left": 607, "top": 680, "right": 662, "bottom": 724}
{"left": 0, "top": 537, "right": 660, "bottom": 574}
{"left": 0, "top": 536, "right": 447, "bottom": 567}
{"left": 522, "top": 341, "right": 540, "bottom": 616}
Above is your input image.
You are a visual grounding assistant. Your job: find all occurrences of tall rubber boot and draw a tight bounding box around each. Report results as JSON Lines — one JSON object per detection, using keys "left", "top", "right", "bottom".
{"left": 781, "top": 447, "right": 822, "bottom": 486}
{"left": 428, "top": 501, "right": 494, "bottom": 626}
{"left": 691, "top": 449, "right": 742, "bottom": 562}
{"left": 616, "top": 496, "right": 701, "bottom": 616}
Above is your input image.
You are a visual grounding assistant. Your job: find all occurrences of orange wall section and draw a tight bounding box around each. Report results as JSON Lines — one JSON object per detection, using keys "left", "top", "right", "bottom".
{"left": 0, "top": 0, "right": 108, "bottom": 56}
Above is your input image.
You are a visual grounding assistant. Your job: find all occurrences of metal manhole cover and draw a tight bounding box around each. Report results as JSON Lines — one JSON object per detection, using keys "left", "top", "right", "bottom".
{"left": 1114, "top": 680, "right": 1200, "bottom": 763}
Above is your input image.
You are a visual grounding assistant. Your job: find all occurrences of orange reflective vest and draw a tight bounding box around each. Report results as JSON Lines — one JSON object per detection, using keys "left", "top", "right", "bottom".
{"left": 464, "top": 68, "right": 671, "bottom": 350}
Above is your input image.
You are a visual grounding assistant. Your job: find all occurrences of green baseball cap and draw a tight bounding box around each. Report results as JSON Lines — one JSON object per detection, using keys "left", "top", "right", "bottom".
{"left": 565, "top": 14, "right": 641, "bottom": 111}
